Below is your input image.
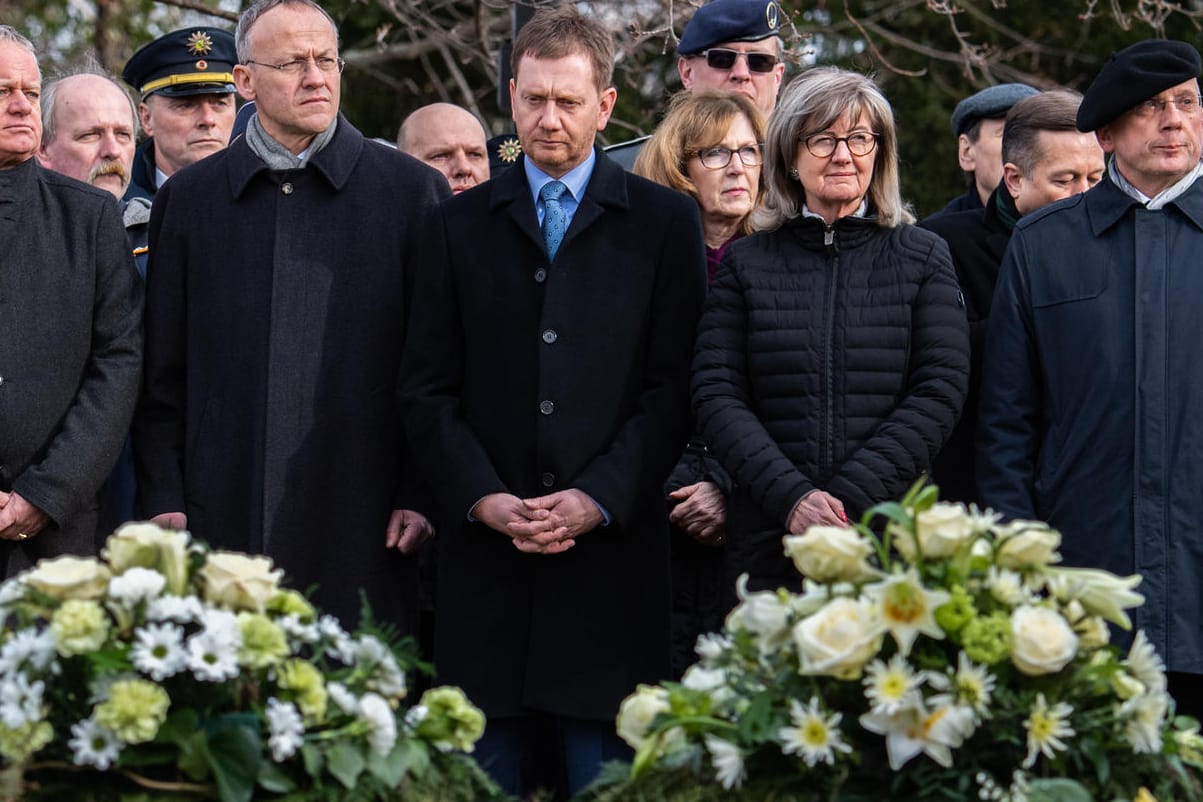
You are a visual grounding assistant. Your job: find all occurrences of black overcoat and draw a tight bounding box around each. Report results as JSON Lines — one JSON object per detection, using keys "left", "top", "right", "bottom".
{"left": 0, "top": 158, "right": 143, "bottom": 572}
{"left": 400, "top": 149, "right": 707, "bottom": 720}
{"left": 134, "top": 117, "right": 449, "bottom": 628}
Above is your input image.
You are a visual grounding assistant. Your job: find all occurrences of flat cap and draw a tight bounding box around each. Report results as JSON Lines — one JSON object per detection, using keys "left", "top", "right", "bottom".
{"left": 678, "top": 0, "right": 781, "bottom": 56}
{"left": 122, "top": 27, "right": 237, "bottom": 98}
{"left": 1076, "top": 39, "right": 1202, "bottom": 132}
{"left": 950, "top": 83, "right": 1039, "bottom": 137}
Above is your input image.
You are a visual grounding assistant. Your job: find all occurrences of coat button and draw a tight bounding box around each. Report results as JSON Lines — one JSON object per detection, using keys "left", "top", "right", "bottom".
{"left": 281, "top": 182, "right": 294, "bottom": 195}
{"left": 539, "top": 400, "right": 555, "bottom": 415}
{"left": 541, "top": 329, "right": 557, "bottom": 344}
{"left": 534, "top": 268, "right": 547, "bottom": 283}
{"left": 541, "top": 472, "right": 555, "bottom": 487}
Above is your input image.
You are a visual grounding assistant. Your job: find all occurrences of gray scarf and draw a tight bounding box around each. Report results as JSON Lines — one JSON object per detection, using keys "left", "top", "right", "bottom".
{"left": 1109, "top": 156, "right": 1203, "bottom": 211}
{"left": 245, "top": 111, "right": 338, "bottom": 170}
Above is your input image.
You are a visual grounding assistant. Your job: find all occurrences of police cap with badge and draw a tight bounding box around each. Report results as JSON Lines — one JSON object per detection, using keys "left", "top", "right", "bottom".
{"left": 122, "top": 27, "right": 237, "bottom": 98}
{"left": 678, "top": 0, "right": 782, "bottom": 61}
{"left": 1076, "top": 39, "right": 1202, "bottom": 132}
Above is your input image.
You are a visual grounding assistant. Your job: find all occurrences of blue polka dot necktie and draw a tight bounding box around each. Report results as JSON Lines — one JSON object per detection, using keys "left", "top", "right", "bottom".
{"left": 540, "top": 180, "right": 569, "bottom": 261}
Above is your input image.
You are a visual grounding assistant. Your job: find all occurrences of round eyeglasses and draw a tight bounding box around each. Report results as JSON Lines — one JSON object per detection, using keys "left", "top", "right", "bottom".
{"left": 693, "top": 145, "right": 763, "bottom": 170}
{"left": 1131, "top": 94, "right": 1203, "bottom": 118}
{"left": 802, "top": 132, "right": 879, "bottom": 158}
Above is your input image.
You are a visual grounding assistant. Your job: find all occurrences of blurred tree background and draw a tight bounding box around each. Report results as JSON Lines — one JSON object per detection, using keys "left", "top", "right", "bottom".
{"left": 5, "top": 0, "right": 1200, "bottom": 215}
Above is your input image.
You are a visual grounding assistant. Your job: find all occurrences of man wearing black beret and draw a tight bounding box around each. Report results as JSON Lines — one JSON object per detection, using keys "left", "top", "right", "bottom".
{"left": 121, "top": 27, "right": 238, "bottom": 200}
{"left": 978, "top": 39, "right": 1203, "bottom": 718}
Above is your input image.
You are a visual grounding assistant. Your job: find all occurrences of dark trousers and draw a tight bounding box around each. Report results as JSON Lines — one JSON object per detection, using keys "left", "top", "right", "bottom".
{"left": 476, "top": 713, "right": 630, "bottom": 800}
{"left": 1168, "top": 672, "right": 1203, "bottom": 721}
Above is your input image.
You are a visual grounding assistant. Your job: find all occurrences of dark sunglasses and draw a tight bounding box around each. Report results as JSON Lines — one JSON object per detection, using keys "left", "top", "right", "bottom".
{"left": 698, "top": 48, "right": 779, "bottom": 74}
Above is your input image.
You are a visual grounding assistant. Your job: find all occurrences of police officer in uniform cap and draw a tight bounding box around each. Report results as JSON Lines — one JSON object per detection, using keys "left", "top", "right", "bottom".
{"left": 121, "top": 27, "right": 238, "bottom": 200}
{"left": 606, "top": 0, "right": 784, "bottom": 170}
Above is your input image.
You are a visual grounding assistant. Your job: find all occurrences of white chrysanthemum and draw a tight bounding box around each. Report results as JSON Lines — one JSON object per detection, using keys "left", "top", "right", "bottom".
{"left": 354, "top": 636, "right": 406, "bottom": 699}
{"left": 265, "top": 698, "right": 305, "bottom": 762}
{"left": 779, "top": 697, "right": 850, "bottom": 767}
{"left": 0, "top": 672, "right": 45, "bottom": 729}
{"left": 1125, "top": 631, "right": 1168, "bottom": 694}
{"left": 69, "top": 718, "right": 123, "bottom": 769}
{"left": 130, "top": 622, "right": 187, "bottom": 681}
{"left": 186, "top": 630, "right": 240, "bottom": 681}
{"left": 704, "top": 734, "right": 745, "bottom": 790}
{"left": 327, "top": 682, "right": 358, "bottom": 715}
{"left": 863, "top": 654, "right": 924, "bottom": 715}
{"left": 404, "top": 704, "right": 429, "bottom": 730}
{"left": 108, "top": 567, "right": 167, "bottom": 606}
{"left": 927, "top": 651, "right": 996, "bottom": 719}
{"left": 145, "top": 595, "right": 204, "bottom": 624}
{"left": 1121, "top": 691, "right": 1169, "bottom": 754}
{"left": 198, "top": 607, "right": 241, "bottom": 641}
{"left": 694, "top": 633, "right": 729, "bottom": 663}
{"left": 863, "top": 568, "right": 950, "bottom": 656}
{"left": 985, "top": 567, "right": 1030, "bottom": 607}
{"left": 359, "top": 692, "right": 397, "bottom": 756}
{"left": 277, "top": 614, "right": 319, "bottom": 644}
{"left": 0, "top": 628, "right": 58, "bottom": 675}
{"left": 1022, "top": 693, "right": 1074, "bottom": 768}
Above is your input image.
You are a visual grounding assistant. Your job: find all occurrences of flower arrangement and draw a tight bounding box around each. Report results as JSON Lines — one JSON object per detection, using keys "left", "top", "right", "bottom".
{"left": 0, "top": 523, "right": 501, "bottom": 802}
{"left": 595, "top": 485, "right": 1203, "bottom": 802}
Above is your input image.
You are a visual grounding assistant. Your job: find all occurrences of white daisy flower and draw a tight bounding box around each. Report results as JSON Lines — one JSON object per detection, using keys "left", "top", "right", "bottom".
{"left": 1121, "top": 690, "right": 1169, "bottom": 754}
{"left": 145, "top": 595, "right": 204, "bottom": 624}
{"left": 358, "top": 692, "right": 397, "bottom": 756}
{"left": 277, "top": 614, "right": 319, "bottom": 644}
{"left": 863, "top": 568, "right": 950, "bottom": 656}
{"left": 68, "top": 718, "right": 123, "bottom": 770}
{"left": 779, "top": 697, "right": 851, "bottom": 767}
{"left": 0, "top": 672, "right": 44, "bottom": 728}
{"left": 186, "top": 630, "right": 240, "bottom": 681}
{"left": 863, "top": 654, "right": 924, "bottom": 715}
{"left": 198, "top": 607, "right": 241, "bottom": 642}
{"left": 327, "top": 682, "right": 359, "bottom": 715}
{"left": 265, "top": 698, "right": 305, "bottom": 762}
{"left": 130, "top": 622, "right": 187, "bottom": 681}
{"left": 703, "top": 734, "right": 746, "bottom": 790}
{"left": 1125, "top": 630, "right": 1168, "bottom": 694}
{"left": 108, "top": 568, "right": 167, "bottom": 606}
{"left": 1022, "top": 693, "right": 1074, "bottom": 768}
{"left": 0, "top": 628, "right": 58, "bottom": 675}
{"left": 927, "top": 652, "right": 996, "bottom": 719}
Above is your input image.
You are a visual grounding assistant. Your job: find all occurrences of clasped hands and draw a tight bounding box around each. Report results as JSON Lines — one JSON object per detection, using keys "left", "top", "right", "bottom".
{"left": 0, "top": 490, "right": 50, "bottom": 542}
{"left": 473, "top": 490, "right": 603, "bottom": 555}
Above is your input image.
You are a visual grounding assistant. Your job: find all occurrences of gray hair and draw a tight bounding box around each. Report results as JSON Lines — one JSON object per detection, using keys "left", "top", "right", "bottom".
{"left": 41, "top": 70, "right": 138, "bottom": 148}
{"left": 0, "top": 25, "right": 39, "bottom": 70}
{"left": 753, "top": 66, "right": 912, "bottom": 231}
{"left": 235, "top": 0, "right": 338, "bottom": 62}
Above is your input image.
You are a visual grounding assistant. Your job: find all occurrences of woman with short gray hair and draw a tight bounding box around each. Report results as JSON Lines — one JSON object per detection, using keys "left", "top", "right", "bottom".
{"left": 692, "top": 66, "right": 970, "bottom": 599}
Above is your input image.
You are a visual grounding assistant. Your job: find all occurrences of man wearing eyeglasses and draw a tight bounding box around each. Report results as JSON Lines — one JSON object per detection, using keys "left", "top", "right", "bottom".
{"left": 979, "top": 40, "right": 1203, "bottom": 718}
{"left": 134, "top": 0, "right": 450, "bottom": 632}
{"left": 677, "top": 0, "right": 785, "bottom": 119}
{"left": 121, "top": 27, "right": 238, "bottom": 200}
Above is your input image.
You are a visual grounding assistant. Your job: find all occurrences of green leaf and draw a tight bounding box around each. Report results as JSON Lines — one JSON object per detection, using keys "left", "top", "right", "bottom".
{"left": 366, "top": 738, "right": 413, "bottom": 787}
{"left": 301, "top": 742, "right": 324, "bottom": 778}
{"left": 157, "top": 709, "right": 200, "bottom": 745}
{"left": 176, "top": 730, "right": 212, "bottom": 782}
{"left": 1027, "top": 778, "right": 1094, "bottom": 802}
{"left": 326, "top": 740, "right": 367, "bottom": 789}
{"left": 256, "top": 760, "right": 297, "bottom": 794}
{"left": 207, "top": 725, "right": 262, "bottom": 802}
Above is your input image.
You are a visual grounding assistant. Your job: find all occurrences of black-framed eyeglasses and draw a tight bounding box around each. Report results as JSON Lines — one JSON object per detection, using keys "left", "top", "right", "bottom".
{"left": 243, "top": 56, "right": 346, "bottom": 76}
{"left": 696, "top": 48, "right": 779, "bottom": 74}
{"left": 693, "top": 145, "right": 763, "bottom": 169}
{"left": 801, "top": 132, "right": 879, "bottom": 158}
{"left": 1131, "top": 94, "right": 1203, "bottom": 118}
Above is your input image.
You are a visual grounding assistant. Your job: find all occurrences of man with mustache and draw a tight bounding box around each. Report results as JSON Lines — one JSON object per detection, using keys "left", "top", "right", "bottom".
{"left": 121, "top": 27, "right": 238, "bottom": 200}
{"left": 0, "top": 26, "right": 142, "bottom": 574}
{"left": 979, "top": 40, "right": 1203, "bottom": 718}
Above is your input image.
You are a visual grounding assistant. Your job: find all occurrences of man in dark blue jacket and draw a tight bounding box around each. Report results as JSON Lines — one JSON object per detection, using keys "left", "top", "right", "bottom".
{"left": 978, "top": 40, "right": 1203, "bottom": 717}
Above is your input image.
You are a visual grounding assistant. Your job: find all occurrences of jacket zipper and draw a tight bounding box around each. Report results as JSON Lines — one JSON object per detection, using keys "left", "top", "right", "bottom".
{"left": 820, "top": 223, "right": 838, "bottom": 478}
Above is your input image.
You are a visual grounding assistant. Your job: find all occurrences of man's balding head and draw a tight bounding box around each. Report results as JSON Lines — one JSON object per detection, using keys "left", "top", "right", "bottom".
{"left": 398, "top": 102, "right": 489, "bottom": 194}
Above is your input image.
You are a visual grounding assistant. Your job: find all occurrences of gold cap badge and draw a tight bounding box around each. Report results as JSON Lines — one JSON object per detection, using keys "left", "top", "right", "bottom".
{"left": 186, "top": 31, "right": 213, "bottom": 56}
{"left": 496, "top": 137, "right": 522, "bottom": 164}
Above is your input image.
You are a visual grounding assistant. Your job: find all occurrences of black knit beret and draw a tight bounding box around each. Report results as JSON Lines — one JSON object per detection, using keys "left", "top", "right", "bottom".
{"left": 1076, "top": 40, "right": 1202, "bottom": 131}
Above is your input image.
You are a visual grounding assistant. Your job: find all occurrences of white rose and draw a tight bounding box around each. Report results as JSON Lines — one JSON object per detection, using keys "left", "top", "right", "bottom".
{"left": 994, "top": 521, "right": 1061, "bottom": 569}
{"left": 1043, "top": 566, "right": 1143, "bottom": 630}
{"left": 616, "top": 684, "right": 670, "bottom": 749}
{"left": 1010, "top": 605, "right": 1078, "bottom": 676}
{"left": 783, "top": 527, "right": 878, "bottom": 583}
{"left": 103, "top": 523, "right": 191, "bottom": 596}
{"left": 793, "top": 597, "right": 883, "bottom": 679}
{"left": 198, "top": 552, "right": 282, "bottom": 612}
{"left": 24, "top": 556, "right": 111, "bottom": 601}
{"left": 905, "top": 503, "right": 976, "bottom": 560}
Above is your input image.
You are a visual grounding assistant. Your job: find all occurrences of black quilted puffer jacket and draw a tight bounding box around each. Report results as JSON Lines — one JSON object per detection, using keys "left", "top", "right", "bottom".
{"left": 692, "top": 211, "right": 970, "bottom": 590}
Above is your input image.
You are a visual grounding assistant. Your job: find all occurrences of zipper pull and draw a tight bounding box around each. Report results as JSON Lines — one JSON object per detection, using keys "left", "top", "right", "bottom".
{"left": 824, "top": 225, "right": 835, "bottom": 247}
